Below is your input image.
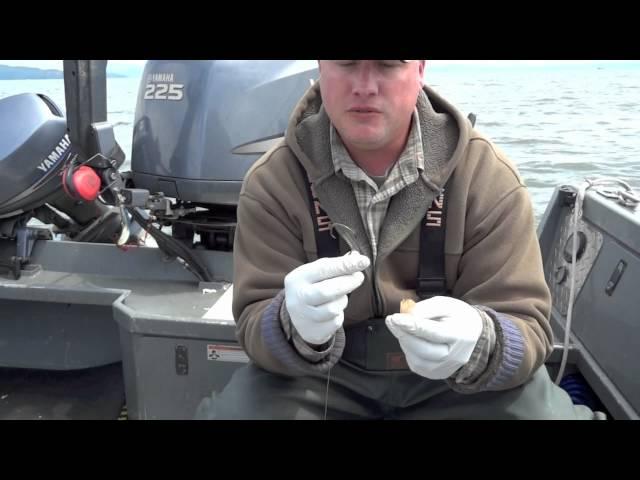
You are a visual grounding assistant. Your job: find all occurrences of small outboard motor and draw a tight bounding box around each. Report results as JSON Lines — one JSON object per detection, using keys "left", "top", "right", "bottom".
{"left": 129, "top": 60, "right": 319, "bottom": 252}
{"left": 0, "top": 93, "right": 126, "bottom": 278}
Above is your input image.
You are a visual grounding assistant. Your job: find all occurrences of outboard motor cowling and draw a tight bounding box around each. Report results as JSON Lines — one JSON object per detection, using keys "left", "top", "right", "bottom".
{"left": 131, "top": 60, "right": 319, "bottom": 206}
{"left": 0, "top": 93, "right": 71, "bottom": 219}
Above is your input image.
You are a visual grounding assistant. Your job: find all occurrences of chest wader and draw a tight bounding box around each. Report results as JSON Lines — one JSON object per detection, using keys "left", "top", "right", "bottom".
{"left": 298, "top": 164, "right": 600, "bottom": 420}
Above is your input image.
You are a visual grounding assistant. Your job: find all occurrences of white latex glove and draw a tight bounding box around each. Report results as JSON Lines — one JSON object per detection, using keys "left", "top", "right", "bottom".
{"left": 284, "top": 252, "right": 370, "bottom": 345}
{"left": 385, "top": 296, "right": 483, "bottom": 380}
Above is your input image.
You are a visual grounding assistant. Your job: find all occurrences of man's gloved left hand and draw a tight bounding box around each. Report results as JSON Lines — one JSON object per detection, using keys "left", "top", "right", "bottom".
{"left": 385, "top": 296, "right": 483, "bottom": 380}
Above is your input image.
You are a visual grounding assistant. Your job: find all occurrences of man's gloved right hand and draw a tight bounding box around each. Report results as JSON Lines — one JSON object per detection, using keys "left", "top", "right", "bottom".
{"left": 284, "top": 252, "right": 370, "bottom": 346}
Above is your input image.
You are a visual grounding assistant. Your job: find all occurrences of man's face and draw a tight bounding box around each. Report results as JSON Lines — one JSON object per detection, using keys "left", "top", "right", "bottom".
{"left": 318, "top": 60, "right": 425, "bottom": 151}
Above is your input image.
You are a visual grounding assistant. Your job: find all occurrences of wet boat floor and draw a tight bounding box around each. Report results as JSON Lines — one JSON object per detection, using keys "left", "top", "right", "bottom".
{"left": 0, "top": 363, "right": 125, "bottom": 420}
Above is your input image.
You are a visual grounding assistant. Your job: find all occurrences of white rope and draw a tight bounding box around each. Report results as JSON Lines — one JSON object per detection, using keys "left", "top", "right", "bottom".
{"left": 323, "top": 368, "right": 331, "bottom": 420}
{"left": 555, "top": 177, "right": 639, "bottom": 385}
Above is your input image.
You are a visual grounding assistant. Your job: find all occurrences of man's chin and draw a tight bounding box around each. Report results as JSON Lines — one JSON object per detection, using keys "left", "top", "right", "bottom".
{"left": 341, "top": 133, "right": 387, "bottom": 151}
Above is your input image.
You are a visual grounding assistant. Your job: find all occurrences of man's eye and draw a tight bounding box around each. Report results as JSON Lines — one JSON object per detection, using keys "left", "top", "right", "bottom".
{"left": 333, "top": 60, "right": 357, "bottom": 66}
{"left": 379, "top": 60, "right": 404, "bottom": 68}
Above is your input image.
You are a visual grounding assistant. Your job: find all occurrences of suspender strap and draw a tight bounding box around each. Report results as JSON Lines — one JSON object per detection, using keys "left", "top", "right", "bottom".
{"left": 300, "top": 160, "right": 451, "bottom": 299}
{"left": 416, "top": 180, "right": 451, "bottom": 300}
{"left": 300, "top": 164, "right": 340, "bottom": 259}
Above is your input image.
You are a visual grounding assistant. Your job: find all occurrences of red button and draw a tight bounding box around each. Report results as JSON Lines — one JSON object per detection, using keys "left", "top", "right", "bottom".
{"left": 72, "top": 166, "right": 101, "bottom": 201}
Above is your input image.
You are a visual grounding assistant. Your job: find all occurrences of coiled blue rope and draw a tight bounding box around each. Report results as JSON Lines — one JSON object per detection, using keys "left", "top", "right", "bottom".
{"left": 559, "top": 373, "right": 601, "bottom": 411}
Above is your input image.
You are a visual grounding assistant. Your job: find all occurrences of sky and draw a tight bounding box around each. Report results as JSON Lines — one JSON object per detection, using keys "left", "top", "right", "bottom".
{"left": 1, "top": 60, "right": 635, "bottom": 70}
{"left": 1, "top": 60, "right": 636, "bottom": 80}
{"left": 0, "top": 60, "right": 146, "bottom": 70}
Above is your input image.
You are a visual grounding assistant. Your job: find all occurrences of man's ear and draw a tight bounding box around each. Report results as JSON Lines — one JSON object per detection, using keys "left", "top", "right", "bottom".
{"left": 418, "top": 60, "right": 426, "bottom": 85}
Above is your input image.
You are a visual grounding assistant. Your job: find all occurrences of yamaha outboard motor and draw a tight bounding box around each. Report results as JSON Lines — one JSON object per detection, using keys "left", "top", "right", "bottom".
{"left": 0, "top": 93, "right": 71, "bottom": 221}
{"left": 0, "top": 92, "right": 125, "bottom": 279}
{"left": 129, "top": 60, "right": 319, "bottom": 253}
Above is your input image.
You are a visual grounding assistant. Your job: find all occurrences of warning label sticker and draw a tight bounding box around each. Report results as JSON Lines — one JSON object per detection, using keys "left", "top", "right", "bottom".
{"left": 207, "top": 344, "right": 250, "bottom": 363}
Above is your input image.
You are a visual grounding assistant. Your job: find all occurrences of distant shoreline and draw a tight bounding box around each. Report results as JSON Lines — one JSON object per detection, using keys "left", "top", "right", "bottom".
{"left": 0, "top": 64, "right": 125, "bottom": 80}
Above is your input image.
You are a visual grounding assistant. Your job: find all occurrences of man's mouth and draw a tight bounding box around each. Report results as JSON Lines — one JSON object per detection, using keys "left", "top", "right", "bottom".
{"left": 349, "top": 107, "right": 381, "bottom": 114}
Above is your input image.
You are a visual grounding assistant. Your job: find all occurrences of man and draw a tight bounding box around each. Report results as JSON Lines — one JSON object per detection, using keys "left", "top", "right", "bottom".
{"left": 196, "top": 60, "right": 600, "bottom": 419}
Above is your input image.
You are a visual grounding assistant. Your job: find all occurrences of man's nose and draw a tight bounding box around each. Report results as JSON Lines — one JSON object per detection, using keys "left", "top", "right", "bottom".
{"left": 351, "top": 62, "right": 379, "bottom": 96}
